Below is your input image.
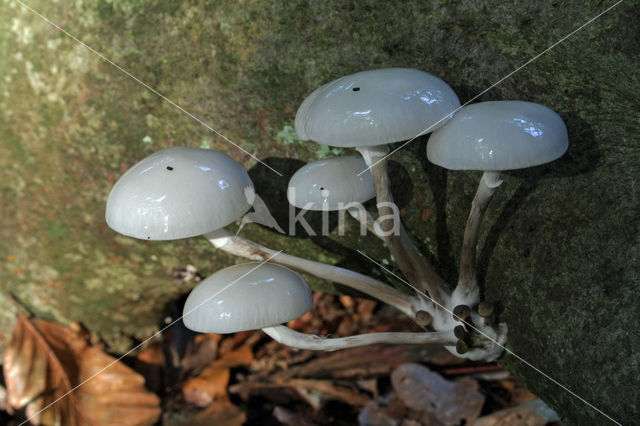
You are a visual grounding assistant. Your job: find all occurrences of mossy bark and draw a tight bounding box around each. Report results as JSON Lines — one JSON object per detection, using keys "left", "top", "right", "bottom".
{"left": 1, "top": 0, "right": 637, "bottom": 423}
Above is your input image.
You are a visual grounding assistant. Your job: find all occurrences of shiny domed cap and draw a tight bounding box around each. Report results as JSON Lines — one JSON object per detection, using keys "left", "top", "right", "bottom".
{"left": 295, "top": 68, "right": 460, "bottom": 147}
{"left": 427, "top": 101, "right": 569, "bottom": 171}
{"left": 106, "top": 147, "right": 253, "bottom": 240}
{"left": 182, "top": 263, "right": 313, "bottom": 333}
{"left": 287, "top": 155, "right": 375, "bottom": 211}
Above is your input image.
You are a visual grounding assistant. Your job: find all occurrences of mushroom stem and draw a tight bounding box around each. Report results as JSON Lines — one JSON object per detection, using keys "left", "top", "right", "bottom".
{"left": 262, "top": 325, "right": 456, "bottom": 351}
{"left": 454, "top": 171, "right": 503, "bottom": 305}
{"left": 205, "top": 229, "right": 421, "bottom": 318}
{"left": 356, "top": 145, "right": 449, "bottom": 308}
{"left": 347, "top": 207, "right": 384, "bottom": 239}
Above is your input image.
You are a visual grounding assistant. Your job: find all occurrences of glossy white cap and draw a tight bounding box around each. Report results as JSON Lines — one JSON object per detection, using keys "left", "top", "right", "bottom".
{"left": 427, "top": 101, "right": 569, "bottom": 170}
{"left": 287, "top": 155, "right": 375, "bottom": 211}
{"left": 106, "top": 147, "right": 253, "bottom": 240}
{"left": 294, "top": 68, "right": 460, "bottom": 147}
{"left": 294, "top": 82, "right": 329, "bottom": 141}
{"left": 182, "top": 263, "right": 313, "bottom": 333}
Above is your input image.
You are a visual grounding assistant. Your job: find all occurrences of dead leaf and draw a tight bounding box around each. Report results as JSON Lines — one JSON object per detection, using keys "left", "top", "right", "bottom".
{"left": 215, "top": 345, "right": 254, "bottom": 369}
{"left": 358, "top": 399, "right": 399, "bottom": 426}
{"left": 4, "top": 314, "right": 86, "bottom": 425}
{"left": 473, "top": 399, "right": 560, "bottom": 426}
{"left": 356, "top": 299, "right": 377, "bottom": 323}
{"left": 218, "top": 331, "right": 257, "bottom": 355}
{"left": 391, "top": 363, "right": 485, "bottom": 425}
{"left": 273, "top": 406, "right": 317, "bottom": 426}
{"left": 134, "top": 341, "right": 165, "bottom": 394}
{"left": 183, "top": 367, "right": 230, "bottom": 407}
{"left": 268, "top": 344, "right": 461, "bottom": 381}
{"left": 230, "top": 378, "right": 370, "bottom": 409}
{"left": 179, "top": 397, "right": 246, "bottom": 426}
{"left": 181, "top": 333, "right": 221, "bottom": 376}
{"left": 3, "top": 309, "right": 160, "bottom": 426}
{"left": 77, "top": 346, "right": 162, "bottom": 425}
{"left": 182, "top": 346, "right": 253, "bottom": 407}
{"left": 497, "top": 378, "right": 538, "bottom": 406}
{"left": 281, "top": 378, "right": 370, "bottom": 407}
{"left": 339, "top": 295, "right": 356, "bottom": 311}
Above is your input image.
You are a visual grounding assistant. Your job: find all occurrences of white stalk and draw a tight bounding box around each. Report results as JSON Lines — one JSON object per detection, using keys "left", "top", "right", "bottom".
{"left": 356, "top": 145, "right": 450, "bottom": 308}
{"left": 262, "top": 325, "right": 456, "bottom": 351}
{"left": 452, "top": 171, "right": 503, "bottom": 307}
{"left": 205, "top": 229, "right": 422, "bottom": 319}
{"left": 347, "top": 207, "right": 384, "bottom": 239}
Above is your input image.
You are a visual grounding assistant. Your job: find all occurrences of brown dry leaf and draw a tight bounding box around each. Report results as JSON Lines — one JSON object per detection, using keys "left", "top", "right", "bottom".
{"left": 134, "top": 341, "right": 165, "bottom": 394}
{"left": 498, "top": 378, "right": 538, "bottom": 405}
{"left": 183, "top": 366, "right": 230, "bottom": 407}
{"left": 182, "top": 346, "right": 254, "bottom": 407}
{"left": 215, "top": 345, "right": 254, "bottom": 369}
{"left": 281, "top": 378, "right": 370, "bottom": 407}
{"left": 273, "top": 406, "right": 317, "bottom": 426}
{"left": 3, "top": 311, "right": 160, "bottom": 426}
{"left": 180, "top": 397, "right": 246, "bottom": 426}
{"left": 77, "top": 346, "right": 162, "bottom": 425}
{"left": 4, "top": 315, "right": 85, "bottom": 425}
{"left": 359, "top": 393, "right": 443, "bottom": 426}
{"left": 391, "top": 363, "right": 485, "bottom": 425}
{"left": 358, "top": 399, "right": 400, "bottom": 426}
{"left": 218, "top": 331, "right": 256, "bottom": 355}
{"left": 180, "top": 333, "right": 222, "bottom": 376}
{"left": 339, "top": 295, "right": 356, "bottom": 311}
{"left": 230, "top": 378, "right": 370, "bottom": 408}
{"left": 473, "top": 399, "right": 560, "bottom": 426}
{"left": 269, "top": 344, "right": 461, "bottom": 381}
{"left": 356, "top": 299, "right": 377, "bottom": 323}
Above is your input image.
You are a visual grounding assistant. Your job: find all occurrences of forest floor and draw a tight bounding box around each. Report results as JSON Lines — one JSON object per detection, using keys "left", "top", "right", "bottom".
{"left": 1, "top": 289, "right": 560, "bottom": 425}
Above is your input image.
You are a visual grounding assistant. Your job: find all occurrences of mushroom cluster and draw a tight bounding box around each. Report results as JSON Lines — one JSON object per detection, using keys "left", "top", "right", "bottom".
{"left": 105, "top": 68, "right": 568, "bottom": 362}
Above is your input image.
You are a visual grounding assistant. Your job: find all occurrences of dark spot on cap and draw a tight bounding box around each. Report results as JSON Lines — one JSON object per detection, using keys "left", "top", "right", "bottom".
{"left": 352, "top": 87, "right": 360, "bottom": 92}
{"left": 320, "top": 187, "right": 325, "bottom": 190}
{"left": 166, "top": 166, "right": 174, "bottom": 171}
{"left": 147, "top": 236, "right": 150, "bottom": 240}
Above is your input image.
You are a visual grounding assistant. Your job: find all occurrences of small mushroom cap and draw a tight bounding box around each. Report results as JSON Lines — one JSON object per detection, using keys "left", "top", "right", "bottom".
{"left": 182, "top": 263, "right": 313, "bottom": 334}
{"left": 427, "top": 101, "right": 569, "bottom": 171}
{"left": 295, "top": 68, "right": 460, "bottom": 147}
{"left": 106, "top": 147, "right": 253, "bottom": 240}
{"left": 287, "top": 155, "right": 375, "bottom": 211}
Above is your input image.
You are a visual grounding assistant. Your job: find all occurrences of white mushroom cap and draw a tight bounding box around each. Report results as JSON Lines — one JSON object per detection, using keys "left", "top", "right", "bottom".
{"left": 182, "top": 262, "right": 313, "bottom": 333}
{"left": 294, "top": 68, "right": 460, "bottom": 147}
{"left": 294, "top": 82, "right": 329, "bottom": 141}
{"left": 106, "top": 147, "right": 253, "bottom": 240}
{"left": 287, "top": 155, "right": 375, "bottom": 211}
{"left": 427, "top": 101, "right": 569, "bottom": 171}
